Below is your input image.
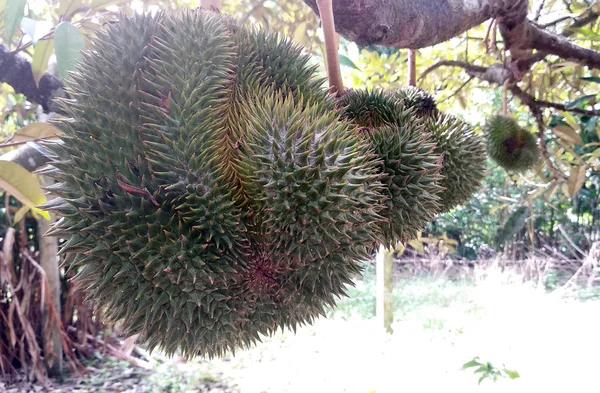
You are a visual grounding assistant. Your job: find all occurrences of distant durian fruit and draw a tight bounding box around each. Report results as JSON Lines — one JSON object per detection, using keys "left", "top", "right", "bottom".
{"left": 425, "top": 113, "right": 487, "bottom": 212}
{"left": 43, "top": 10, "right": 385, "bottom": 359}
{"left": 485, "top": 115, "right": 540, "bottom": 171}
{"left": 393, "top": 86, "right": 438, "bottom": 118}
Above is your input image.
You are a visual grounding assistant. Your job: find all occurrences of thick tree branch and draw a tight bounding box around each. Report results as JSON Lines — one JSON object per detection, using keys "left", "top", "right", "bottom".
{"left": 0, "top": 44, "right": 65, "bottom": 170}
{"left": 0, "top": 44, "right": 65, "bottom": 113}
{"left": 303, "top": 0, "right": 600, "bottom": 71}
{"left": 304, "top": 0, "right": 518, "bottom": 48}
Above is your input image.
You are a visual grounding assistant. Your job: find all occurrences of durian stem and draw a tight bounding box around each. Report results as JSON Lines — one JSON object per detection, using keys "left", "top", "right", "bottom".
{"left": 201, "top": 0, "right": 221, "bottom": 11}
{"left": 316, "top": 0, "right": 344, "bottom": 96}
{"left": 408, "top": 49, "right": 416, "bottom": 86}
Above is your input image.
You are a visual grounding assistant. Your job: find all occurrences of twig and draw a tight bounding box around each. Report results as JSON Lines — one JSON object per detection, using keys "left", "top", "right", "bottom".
{"left": 408, "top": 49, "right": 416, "bottom": 86}
{"left": 529, "top": 105, "right": 567, "bottom": 181}
{"left": 439, "top": 77, "right": 473, "bottom": 104}
{"left": 84, "top": 334, "right": 153, "bottom": 370}
{"left": 0, "top": 136, "right": 60, "bottom": 149}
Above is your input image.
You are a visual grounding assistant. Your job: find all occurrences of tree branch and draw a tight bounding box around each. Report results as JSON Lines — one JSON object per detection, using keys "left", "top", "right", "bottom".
{"left": 303, "top": 0, "right": 600, "bottom": 71}
{"left": 303, "top": 0, "right": 519, "bottom": 49}
{"left": 0, "top": 44, "right": 65, "bottom": 171}
{"left": 0, "top": 44, "right": 65, "bottom": 113}
{"left": 529, "top": 105, "right": 567, "bottom": 181}
{"left": 421, "top": 59, "right": 600, "bottom": 118}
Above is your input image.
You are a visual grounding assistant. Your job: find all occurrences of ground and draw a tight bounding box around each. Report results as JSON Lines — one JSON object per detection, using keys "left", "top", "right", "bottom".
{"left": 4, "top": 262, "right": 600, "bottom": 393}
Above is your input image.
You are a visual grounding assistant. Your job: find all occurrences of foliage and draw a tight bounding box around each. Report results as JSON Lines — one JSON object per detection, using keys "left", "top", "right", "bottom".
{"left": 461, "top": 357, "right": 520, "bottom": 385}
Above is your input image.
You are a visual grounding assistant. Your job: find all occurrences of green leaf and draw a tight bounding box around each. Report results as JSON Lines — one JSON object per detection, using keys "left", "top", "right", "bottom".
{"left": 3, "top": 0, "right": 26, "bottom": 44}
{"left": 461, "top": 358, "right": 481, "bottom": 370}
{"left": 292, "top": 21, "right": 308, "bottom": 46}
{"left": 58, "top": 0, "right": 84, "bottom": 19}
{"left": 568, "top": 165, "right": 587, "bottom": 198}
{"left": 563, "top": 112, "right": 580, "bottom": 132}
{"left": 588, "top": 147, "right": 600, "bottom": 162}
{"left": 31, "top": 38, "right": 54, "bottom": 87}
{"left": 339, "top": 54, "right": 360, "bottom": 70}
{"left": 0, "top": 161, "right": 50, "bottom": 221}
{"left": 552, "top": 125, "right": 584, "bottom": 146}
{"left": 54, "top": 22, "right": 85, "bottom": 81}
{"left": 90, "top": 0, "right": 128, "bottom": 9}
{"left": 580, "top": 76, "right": 600, "bottom": 84}
{"left": 503, "top": 369, "right": 520, "bottom": 379}
{"left": 565, "top": 94, "right": 597, "bottom": 109}
{"left": 20, "top": 17, "right": 35, "bottom": 42}
{"left": 477, "top": 375, "right": 487, "bottom": 385}
{"left": 4, "top": 123, "right": 63, "bottom": 144}
{"left": 13, "top": 206, "right": 29, "bottom": 223}
{"left": 0, "top": 0, "right": 5, "bottom": 32}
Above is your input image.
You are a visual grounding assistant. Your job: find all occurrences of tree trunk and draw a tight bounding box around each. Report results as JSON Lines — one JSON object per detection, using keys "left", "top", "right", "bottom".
{"left": 38, "top": 177, "right": 63, "bottom": 377}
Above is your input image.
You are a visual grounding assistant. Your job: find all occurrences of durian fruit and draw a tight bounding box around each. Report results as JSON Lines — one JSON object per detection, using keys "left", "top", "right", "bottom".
{"left": 393, "top": 86, "right": 438, "bottom": 118}
{"left": 424, "top": 113, "right": 487, "bottom": 212}
{"left": 337, "top": 89, "right": 444, "bottom": 245}
{"left": 337, "top": 88, "right": 406, "bottom": 129}
{"left": 485, "top": 115, "right": 540, "bottom": 171}
{"left": 42, "top": 10, "right": 385, "bottom": 359}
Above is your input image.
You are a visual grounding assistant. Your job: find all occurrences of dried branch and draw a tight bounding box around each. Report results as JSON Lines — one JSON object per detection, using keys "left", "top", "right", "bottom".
{"left": 421, "top": 59, "right": 600, "bottom": 117}
{"left": 528, "top": 105, "right": 568, "bottom": 181}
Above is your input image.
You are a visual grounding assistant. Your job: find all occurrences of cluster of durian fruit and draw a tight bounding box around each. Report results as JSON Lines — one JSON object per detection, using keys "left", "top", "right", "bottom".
{"left": 42, "top": 10, "right": 529, "bottom": 359}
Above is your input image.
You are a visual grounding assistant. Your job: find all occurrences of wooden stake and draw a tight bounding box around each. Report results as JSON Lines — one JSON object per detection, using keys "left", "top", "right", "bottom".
{"left": 408, "top": 49, "right": 416, "bottom": 86}
{"left": 376, "top": 245, "right": 394, "bottom": 334}
{"left": 39, "top": 176, "right": 63, "bottom": 377}
{"left": 316, "top": 0, "right": 344, "bottom": 96}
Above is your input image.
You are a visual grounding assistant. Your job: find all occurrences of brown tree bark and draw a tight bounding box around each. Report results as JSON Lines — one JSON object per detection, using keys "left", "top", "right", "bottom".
{"left": 0, "top": 44, "right": 65, "bottom": 113}
{"left": 302, "top": 0, "right": 600, "bottom": 71}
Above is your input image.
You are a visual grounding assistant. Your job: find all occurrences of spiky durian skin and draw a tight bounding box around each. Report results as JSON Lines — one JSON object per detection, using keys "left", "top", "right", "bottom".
{"left": 43, "top": 11, "right": 386, "bottom": 359}
{"left": 337, "top": 89, "right": 406, "bottom": 128}
{"left": 425, "top": 114, "right": 487, "bottom": 213}
{"left": 337, "top": 89, "right": 444, "bottom": 245}
{"left": 367, "top": 122, "right": 443, "bottom": 245}
{"left": 393, "top": 86, "right": 438, "bottom": 118}
{"left": 236, "top": 92, "right": 385, "bottom": 330}
{"left": 485, "top": 115, "right": 540, "bottom": 171}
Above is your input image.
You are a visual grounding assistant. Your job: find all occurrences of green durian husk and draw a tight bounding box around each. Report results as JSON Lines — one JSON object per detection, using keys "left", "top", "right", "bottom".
{"left": 43, "top": 10, "right": 387, "bottom": 359}
{"left": 425, "top": 113, "right": 487, "bottom": 212}
{"left": 485, "top": 115, "right": 540, "bottom": 171}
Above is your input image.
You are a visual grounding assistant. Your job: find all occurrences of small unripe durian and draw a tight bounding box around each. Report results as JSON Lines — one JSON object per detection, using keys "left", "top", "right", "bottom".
{"left": 485, "top": 115, "right": 540, "bottom": 171}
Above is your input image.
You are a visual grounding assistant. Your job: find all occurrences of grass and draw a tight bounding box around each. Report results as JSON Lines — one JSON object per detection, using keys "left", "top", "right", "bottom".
{"left": 193, "top": 262, "right": 600, "bottom": 393}
{"left": 50, "top": 261, "right": 600, "bottom": 392}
